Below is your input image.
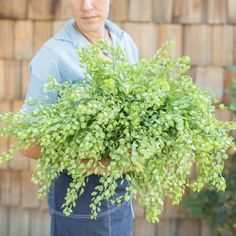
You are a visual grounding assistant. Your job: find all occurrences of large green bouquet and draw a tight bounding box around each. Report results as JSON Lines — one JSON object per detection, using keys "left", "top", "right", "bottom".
{"left": 0, "top": 41, "right": 235, "bottom": 223}
{"left": 183, "top": 70, "right": 236, "bottom": 236}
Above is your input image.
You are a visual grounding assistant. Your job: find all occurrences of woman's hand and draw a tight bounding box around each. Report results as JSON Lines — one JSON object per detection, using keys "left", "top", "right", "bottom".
{"left": 20, "top": 143, "right": 41, "bottom": 160}
{"left": 20, "top": 144, "right": 136, "bottom": 175}
{"left": 84, "top": 156, "right": 136, "bottom": 176}
{"left": 87, "top": 149, "right": 135, "bottom": 175}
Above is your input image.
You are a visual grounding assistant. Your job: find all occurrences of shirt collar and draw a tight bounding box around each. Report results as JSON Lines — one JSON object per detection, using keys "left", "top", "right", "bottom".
{"left": 54, "top": 18, "right": 124, "bottom": 47}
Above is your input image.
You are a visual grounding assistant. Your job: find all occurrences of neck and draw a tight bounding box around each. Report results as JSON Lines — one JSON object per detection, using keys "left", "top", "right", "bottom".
{"left": 84, "top": 28, "right": 106, "bottom": 42}
{"left": 74, "top": 22, "right": 108, "bottom": 44}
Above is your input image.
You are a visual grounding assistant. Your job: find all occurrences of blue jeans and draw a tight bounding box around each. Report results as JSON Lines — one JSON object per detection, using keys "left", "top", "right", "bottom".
{"left": 47, "top": 171, "right": 134, "bottom": 236}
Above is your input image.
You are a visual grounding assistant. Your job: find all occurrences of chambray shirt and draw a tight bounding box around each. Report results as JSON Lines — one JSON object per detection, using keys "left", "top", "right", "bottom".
{"left": 22, "top": 19, "right": 139, "bottom": 112}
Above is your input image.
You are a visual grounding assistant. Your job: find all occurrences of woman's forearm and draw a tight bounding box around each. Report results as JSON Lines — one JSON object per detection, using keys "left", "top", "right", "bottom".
{"left": 20, "top": 144, "right": 41, "bottom": 160}
{"left": 20, "top": 144, "right": 135, "bottom": 174}
{"left": 86, "top": 157, "right": 136, "bottom": 175}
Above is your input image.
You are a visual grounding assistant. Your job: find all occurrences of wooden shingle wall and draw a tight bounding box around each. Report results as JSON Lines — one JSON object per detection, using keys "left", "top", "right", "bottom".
{"left": 0, "top": 0, "right": 235, "bottom": 235}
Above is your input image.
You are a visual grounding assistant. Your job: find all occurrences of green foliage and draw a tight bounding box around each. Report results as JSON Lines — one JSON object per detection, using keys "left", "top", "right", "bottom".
{"left": 227, "top": 64, "right": 236, "bottom": 111}
{"left": 182, "top": 153, "right": 236, "bottom": 236}
{"left": 183, "top": 65, "right": 236, "bottom": 235}
{"left": 0, "top": 41, "right": 236, "bottom": 223}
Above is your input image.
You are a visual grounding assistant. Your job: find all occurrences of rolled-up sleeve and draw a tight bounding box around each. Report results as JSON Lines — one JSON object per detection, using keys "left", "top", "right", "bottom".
{"left": 22, "top": 45, "right": 62, "bottom": 113}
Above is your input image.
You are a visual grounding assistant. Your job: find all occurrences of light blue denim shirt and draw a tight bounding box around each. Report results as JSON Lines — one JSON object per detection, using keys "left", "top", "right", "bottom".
{"left": 22, "top": 19, "right": 139, "bottom": 112}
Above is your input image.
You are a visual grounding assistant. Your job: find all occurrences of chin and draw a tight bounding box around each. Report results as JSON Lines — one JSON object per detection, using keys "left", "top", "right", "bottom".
{"left": 79, "top": 22, "right": 105, "bottom": 33}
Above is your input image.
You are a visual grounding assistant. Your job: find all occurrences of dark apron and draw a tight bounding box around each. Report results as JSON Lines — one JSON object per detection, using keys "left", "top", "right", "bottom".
{"left": 47, "top": 171, "right": 134, "bottom": 236}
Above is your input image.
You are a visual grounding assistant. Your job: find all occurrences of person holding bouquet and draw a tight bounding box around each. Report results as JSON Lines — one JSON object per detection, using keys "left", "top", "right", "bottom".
{"left": 21, "top": 0, "right": 138, "bottom": 235}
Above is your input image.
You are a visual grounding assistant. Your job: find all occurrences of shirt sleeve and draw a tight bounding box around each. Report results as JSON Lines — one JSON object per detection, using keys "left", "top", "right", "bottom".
{"left": 21, "top": 45, "right": 62, "bottom": 113}
{"left": 123, "top": 32, "right": 139, "bottom": 64}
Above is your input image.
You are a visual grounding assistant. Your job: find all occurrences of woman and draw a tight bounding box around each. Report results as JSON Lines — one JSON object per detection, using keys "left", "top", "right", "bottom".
{"left": 21, "top": 0, "right": 139, "bottom": 235}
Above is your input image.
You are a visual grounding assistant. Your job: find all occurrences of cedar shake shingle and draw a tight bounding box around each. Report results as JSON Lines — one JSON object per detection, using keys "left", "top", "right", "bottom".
{"left": 3, "top": 60, "right": 22, "bottom": 100}
{"left": 0, "top": 0, "right": 27, "bottom": 19}
{"left": 0, "top": 20, "right": 14, "bottom": 59}
{"left": 207, "top": 0, "right": 227, "bottom": 24}
{"left": 28, "top": 0, "right": 55, "bottom": 20}
{"left": 129, "top": 0, "right": 152, "bottom": 22}
{"left": 109, "top": 0, "right": 129, "bottom": 22}
{"left": 1, "top": 170, "right": 21, "bottom": 206}
{"left": 184, "top": 25, "right": 212, "bottom": 65}
{"left": 173, "top": 0, "right": 205, "bottom": 23}
{"left": 212, "top": 25, "right": 234, "bottom": 66}
{"left": 227, "top": 0, "right": 236, "bottom": 23}
{"left": 153, "top": 0, "right": 173, "bottom": 23}
{"left": 9, "top": 207, "right": 30, "bottom": 236}
{"left": 176, "top": 219, "right": 201, "bottom": 236}
{"left": 157, "top": 24, "right": 183, "bottom": 57}
{"left": 15, "top": 20, "right": 33, "bottom": 60}
{"left": 34, "top": 21, "right": 52, "bottom": 54}
{"left": 195, "top": 66, "right": 224, "bottom": 101}
{"left": 133, "top": 217, "right": 156, "bottom": 236}
{"left": 123, "top": 23, "right": 158, "bottom": 59}
{"left": 21, "top": 171, "right": 39, "bottom": 208}
{"left": 157, "top": 219, "right": 177, "bottom": 236}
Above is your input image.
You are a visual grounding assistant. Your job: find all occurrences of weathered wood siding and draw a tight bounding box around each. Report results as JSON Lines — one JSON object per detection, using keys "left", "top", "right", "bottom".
{"left": 1, "top": 0, "right": 235, "bottom": 235}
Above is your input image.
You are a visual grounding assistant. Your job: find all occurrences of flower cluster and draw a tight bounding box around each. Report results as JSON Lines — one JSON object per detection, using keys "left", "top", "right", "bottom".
{"left": 0, "top": 41, "right": 235, "bottom": 223}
